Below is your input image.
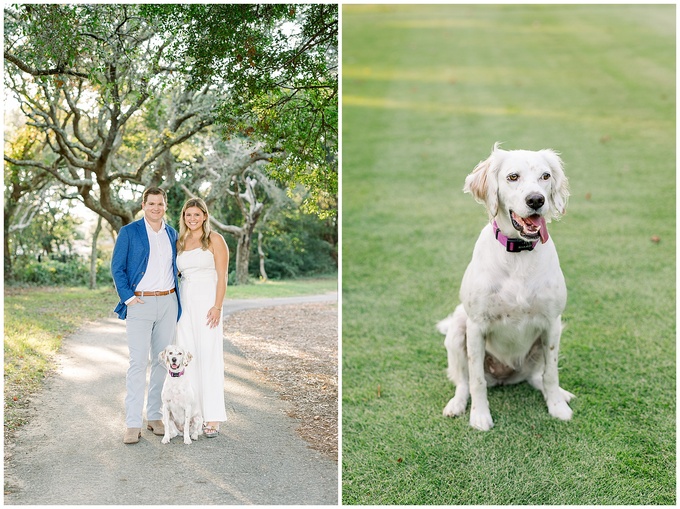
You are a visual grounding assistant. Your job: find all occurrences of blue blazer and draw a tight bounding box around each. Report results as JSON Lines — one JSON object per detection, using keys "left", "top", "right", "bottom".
{"left": 111, "top": 218, "right": 182, "bottom": 320}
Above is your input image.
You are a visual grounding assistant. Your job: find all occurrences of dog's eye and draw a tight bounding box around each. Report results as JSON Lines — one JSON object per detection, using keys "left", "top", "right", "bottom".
{"left": 507, "top": 173, "right": 519, "bottom": 182}
{"left": 542, "top": 172, "right": 551, "bottom": 181}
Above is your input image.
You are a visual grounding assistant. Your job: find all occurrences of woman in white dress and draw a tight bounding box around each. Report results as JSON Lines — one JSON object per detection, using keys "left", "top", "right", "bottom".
{"left": 175, "top": 198, "right": 229, "bottom": 437}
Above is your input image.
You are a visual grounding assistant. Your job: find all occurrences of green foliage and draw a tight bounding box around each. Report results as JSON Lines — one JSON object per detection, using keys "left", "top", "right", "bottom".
{"left": 5, "top": 3, "right": 337, "bottom": 289}
{"left": 7, "top": 193, "right": 84, "bottom": 276}
{"left": 215, "top": 201, "right": 337, "bottom": 281}
{"left": 4, "top": 4, "right": 216, "bottom": 232}
{"left": 10, "top": 256, "right": 112, "bottom": 287}
{"left": 4, "top": 123, "right": 54, "bottom": 274}
{"left": 342, "top": 4, "right": 674, "bottom": 505}
{"left": 4, "top": 4, "right": 81, "bottom": 70}
{"left": 140, "top": 3, "right": 338, "bottom": 217}
{"left": 5, "top": 4, "right": 149, "bottom": 83}
{"left": 165, "top": 183, "right": 187, "bottom": 231}
{"left": 253, "top": 207, "right": 337, "bottom": 279}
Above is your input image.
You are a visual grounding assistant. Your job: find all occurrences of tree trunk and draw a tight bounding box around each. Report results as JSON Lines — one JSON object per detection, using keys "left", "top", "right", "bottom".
{"left": 4, "top": 204, "right": 14, "bottom": 278}
{"left": 89, "top": 216, "right": 102, "bottom": 290}
{"left": 235, "top": 231, "right": 252, "bottom": 285}
{"left": 257, "top": 231, "right": 268, "bottom": 281}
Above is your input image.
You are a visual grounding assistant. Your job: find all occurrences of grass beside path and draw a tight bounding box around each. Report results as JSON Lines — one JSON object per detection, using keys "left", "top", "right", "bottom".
{"left": 3, "top": 276, "right": 337, "bottom": 438}
{"left": 4, "top": 287, "right": 118, "bottom": 435}
{"left": 226, "top": 276, "right": 337, "bottom": 299}
{"left": 342, "top": 4, "right": 674, "bottom": 505}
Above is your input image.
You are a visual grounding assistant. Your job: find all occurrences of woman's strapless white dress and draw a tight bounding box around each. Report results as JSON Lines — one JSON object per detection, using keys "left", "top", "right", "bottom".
{"left": 176, "top": 248, "right": 227, "bottom": 423}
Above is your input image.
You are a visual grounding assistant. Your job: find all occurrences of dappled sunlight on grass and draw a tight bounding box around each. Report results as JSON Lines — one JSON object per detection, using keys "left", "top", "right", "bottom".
{"left": 343, "top": 94, "right": 672, "bottom": 143}
{"left": 345, "top": 94, "right": 577, "bottom": 120}
{"left": 4, "top": 287, "right": 118, "bottom": 432}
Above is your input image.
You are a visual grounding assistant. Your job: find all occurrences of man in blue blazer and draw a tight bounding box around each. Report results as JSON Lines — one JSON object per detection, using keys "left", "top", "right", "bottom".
{"left": 111, "top": 187, "right": 182, "bottom": 444}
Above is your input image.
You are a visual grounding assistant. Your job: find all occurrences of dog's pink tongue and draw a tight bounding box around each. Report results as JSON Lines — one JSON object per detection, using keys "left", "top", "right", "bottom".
{"left": 526, "top": 215, "right": 549, "bottom": 244}
{"left": 539, "top": 218, "right": 549, "bottom": 243}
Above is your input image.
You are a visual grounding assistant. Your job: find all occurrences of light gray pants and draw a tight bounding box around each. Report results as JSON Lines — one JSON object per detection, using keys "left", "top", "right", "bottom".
{"left": 124, "top": 295, "right": 178, "bottom": 428}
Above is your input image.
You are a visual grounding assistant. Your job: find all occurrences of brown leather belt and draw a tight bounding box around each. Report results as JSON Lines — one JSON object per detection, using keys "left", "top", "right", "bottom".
{"left": 134, "top": 288, "right": 176, "bottom": 297}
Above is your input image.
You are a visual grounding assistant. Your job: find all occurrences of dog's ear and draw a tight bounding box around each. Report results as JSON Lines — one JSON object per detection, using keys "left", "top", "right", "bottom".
{"left": 540, "top": 148, "right": 569, "bottom": 219}
{"left": 184, "top": 351, "right": 193, "bottom": 366}
{"left": 464, "top": 143, "right": 501, "bottom": 218}
{"left": 158, "top": 346, "right": 169, "bottom": 365}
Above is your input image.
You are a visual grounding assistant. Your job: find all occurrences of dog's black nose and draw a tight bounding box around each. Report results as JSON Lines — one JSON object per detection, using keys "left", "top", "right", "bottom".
{"left": 526, "top": 193, "right": 545, "bottom": 210}
{"left": 171, "top": 357, "right": 177, "bottom": 363}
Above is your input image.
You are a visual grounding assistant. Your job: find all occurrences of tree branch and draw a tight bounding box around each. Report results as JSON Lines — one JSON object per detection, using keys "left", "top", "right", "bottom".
{"left": 110, "top": 118, "right": 214, "bottom": 182}
{"left": 4, "top": 156, "right": 94, "bottom": 187}
{"left": 4, "top": 52, "right": 90, "bottom": 79}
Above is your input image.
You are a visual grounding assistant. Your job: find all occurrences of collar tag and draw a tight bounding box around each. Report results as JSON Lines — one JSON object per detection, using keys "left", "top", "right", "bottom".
{"left": 169, "top": 369, "right": 185, "bottom": 377}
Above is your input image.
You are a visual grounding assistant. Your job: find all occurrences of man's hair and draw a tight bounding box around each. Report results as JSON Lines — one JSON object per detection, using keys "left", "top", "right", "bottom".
{"left": 142, "top": 187, "right": 167, "bottom": 204}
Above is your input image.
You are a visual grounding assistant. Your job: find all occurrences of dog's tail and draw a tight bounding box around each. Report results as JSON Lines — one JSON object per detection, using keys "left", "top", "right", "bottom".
{"left": 437, "top": 304, "right": 468, "bottom": 336}
{"left": 436, "top": 314, "right": 456, "bottom": 335}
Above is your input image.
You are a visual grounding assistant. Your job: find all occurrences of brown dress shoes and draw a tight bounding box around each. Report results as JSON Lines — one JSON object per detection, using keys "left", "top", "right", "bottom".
{"left": 123, "top": 428, "right": 141, "bottom": 444}
{"left": 146, "top": 420, "right": 165, "bottom": 436}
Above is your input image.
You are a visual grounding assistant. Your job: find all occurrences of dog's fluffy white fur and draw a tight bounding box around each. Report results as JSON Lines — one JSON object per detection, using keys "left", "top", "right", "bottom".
{"left": 159, "top": 345, "right": 203, "bottom": 444}
{"left": 438, "top": 143, "right": 574, "bottom": 431}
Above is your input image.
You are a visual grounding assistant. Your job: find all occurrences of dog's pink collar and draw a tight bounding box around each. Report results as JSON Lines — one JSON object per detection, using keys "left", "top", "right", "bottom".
{"left": 169, "top": 369, "right": 185, "bottom": 377}
{"left": 492, "top": 220, "right": 540, "bottom": 253}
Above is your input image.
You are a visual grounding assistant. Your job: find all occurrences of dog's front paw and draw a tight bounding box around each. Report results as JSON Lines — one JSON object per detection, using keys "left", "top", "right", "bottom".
{"left": 469, "top": 408, "right": 494, "bottom": 431}
{"left": 548, "top": 400, "right": 573, "bottom": 421}
{"left": 161, "top": 435, "right": 170, "bottom": 444}
{"left": 443, "top": 395, "right": 467, "bottom": 417}
{"left": 184, "top": 436, "right": 192, "bottom": 445}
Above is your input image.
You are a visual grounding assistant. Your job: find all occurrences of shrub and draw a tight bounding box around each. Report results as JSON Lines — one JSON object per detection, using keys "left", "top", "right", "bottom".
{"left": 251, "top": 209, "right": 337, "bottom": 280}
{"left": 9, "top": 256, "right": 113, "bottom": 287}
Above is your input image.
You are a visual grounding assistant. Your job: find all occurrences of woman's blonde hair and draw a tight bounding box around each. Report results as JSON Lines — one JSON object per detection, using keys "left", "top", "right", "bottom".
{"left": 177, "top": 198, "right": 212, "bottom": 253}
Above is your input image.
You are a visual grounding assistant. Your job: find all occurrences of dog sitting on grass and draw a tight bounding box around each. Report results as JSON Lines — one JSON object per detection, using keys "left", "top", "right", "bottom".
{"left": 437, "top": 143, "right": 574, "bottom": 431}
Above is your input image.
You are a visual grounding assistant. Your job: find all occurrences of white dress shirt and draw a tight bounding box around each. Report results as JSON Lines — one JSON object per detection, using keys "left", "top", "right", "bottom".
{"left": 125, "top": 218, "right": 175, "bottom": 304}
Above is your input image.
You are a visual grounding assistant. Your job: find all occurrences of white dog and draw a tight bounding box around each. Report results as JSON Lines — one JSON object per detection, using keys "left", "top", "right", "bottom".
{"left": 437, "top": 143, "right": 574, "bottom": 431}
{"left": 158, "top": 345, "right": 203, "bottom": 444}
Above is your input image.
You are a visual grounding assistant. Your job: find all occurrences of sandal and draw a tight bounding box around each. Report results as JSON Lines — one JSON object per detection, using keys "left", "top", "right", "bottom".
{"left": 203, "top": 425, "right": 219, "bottom": 438}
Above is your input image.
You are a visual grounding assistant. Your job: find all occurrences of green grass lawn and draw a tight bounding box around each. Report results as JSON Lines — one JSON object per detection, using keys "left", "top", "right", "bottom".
{"left": 342, "top": 4, "right": 674, "bottom": 505}
{"left": 225, "top": 276, "right": 337, "bottom": 299}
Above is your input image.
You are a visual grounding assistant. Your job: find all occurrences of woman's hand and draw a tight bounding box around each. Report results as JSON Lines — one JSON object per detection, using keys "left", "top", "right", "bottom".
{"left": 206, "top": 306, "right": 221, "bottom": 329}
